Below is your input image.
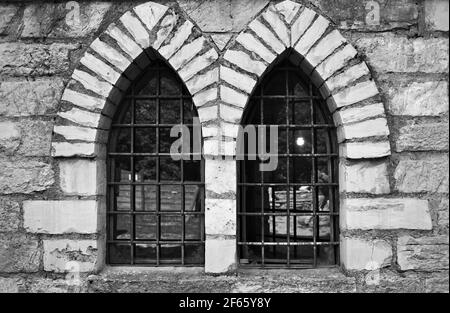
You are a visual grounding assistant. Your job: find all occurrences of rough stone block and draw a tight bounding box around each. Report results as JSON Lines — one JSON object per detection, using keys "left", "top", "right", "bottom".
{"left": 355, "top": 34, "right": 449, "bottom": 73}
{"left": 0, "top": 277, "right": 22, "bottom": 293}
{"left": 220, "top": 66, "right": 256, "bottom": 94}
{"left": 291, "top": 7, "right": 316, "bottom": 46}
{"left": 0, "top": 234, "right": 40, "bottom": 273}
{"left": 58, "top": 107, "right": 101, "bottom": 129}
{"left": 0, "top": 198, "right": 20, "bottom": 232}
{"left": 51, "top": 142, "right": 96, "bottom": 158}
{"left": 23, "top": 200, "right": 98, "bottom": 234}
{"left": 205, "top": 238, "right": 236, "bottom": 273}
{"left": 0, "top": 121, "right": 20, "bottom": 154}
{"left": 178, "top": 48, "right": 218, "bottom": 82}
{"left": 186, "top": 67, "right": 219, "bottom": 95}
{"left": 394, "top": 156, "right": 449, "bottom": 193}
{"left": 337, "top": 118, "right": 389, "bottom": 142}
{"left": 0, "top": 78, "right": 64, "bottom": 117}
{"left": 326, "top": 63, "right": 370, "bottom": 93}
{"left": 425, "top": 273, "right": 450, "bottom": 293}
{"left": 59, "top": 160, "right": 100, "bottom": 196}
{"left": 262, "top": 6, "right": 290, "bottom": 46}
{"left": 0, "top": 159, "right": 54, "bottom": 195}
{"left": 236, "top": 33, "right": 276, "bottom": 64}
{"left": 333, "top": 102, "right": 385, "bottom": 126}
{"left": 169, "top": 37, "right": 206, "bottom": 71}
{"left": 220, "top": 103, "right": 243, "bottom": 123}
{"left": 275, "top": 0, "right": 302, "bottom": 25}
{"left": 205, "top": 199, "right": 236, "bottom": 236}
{"left": 315, "top": 44, "right": 358, "bottom": 81}
{"left": 220, "top": 86, "right": 247, "bottom": 108}
{"left": 119, "top": 11, "right": 150, "bottom": 49}
{"left": 425, "top": 0, "right": 449, "bottom": 31}
{"left": 294, "top": 15, "right": 329, "bottom": 56}
{"left": 396, "top": 123, "right": 449, "bottom": 152}
{"left": 341, "top": 237, "right": 392, "bottom": 270}
{"left": 43, "top": 240, "right": 98, "bottom": 273}
{"left": 341, "top": 198, "right": 432, "bottom": 230}
{"left": 397, "top": 235, "right": 449, "bottom": 271}
{"left": 159, "top": 20, "right": 194, "bottom": 59}
{"left": 306, "top": 30, "right": 346, "bottom": 68}
{"left": 0, "top": 5, "right": 17, "bottom": 35}
{"left": 340, "top": 160, "right": 390, "bottom": 194}
{"left": 15, "top": 120, "right": 53, "bottom": 157}
{"left": 387, "top": 81, "right": 449, "bottom": 116}
{"left": 329, "top": 80, "right": 379, "bottom": 111}
{"left": 248, "top": 19, "right": 285, "bottom": 54}
{"left": 0, "top": 42, "right": 76, "bottom": 76}
{"left": 224, "top": 50, "right": 266, "bottom": 76}
{"left": 205, "top": 159, "right": 236, "bottom": 196}
{"left": 340, "top": 141, "right": 391, "bottom": 159}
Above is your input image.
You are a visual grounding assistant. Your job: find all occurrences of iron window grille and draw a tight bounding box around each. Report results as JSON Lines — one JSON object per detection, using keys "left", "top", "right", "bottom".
{"left": 107, "top": 60, "right": 205, "bottom": 266}
{"left": 237, "top": 52, "right": 339, "bottom": 268}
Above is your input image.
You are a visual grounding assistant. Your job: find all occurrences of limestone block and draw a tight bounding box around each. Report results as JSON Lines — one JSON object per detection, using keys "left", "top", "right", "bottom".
{"left": 262, "top": 6, "right": 290, "bottom": 46}
{"left": 315, "top": 44, "right": 358, "bottom": 81}
{"left": 169, "top": 37, "right": 205, "bottom": 70}
{"left": 159, "top": 20, "right": 194, "bottom": 59}
{"left": 329, "top": 80, "right": 379, "bottom": 111}
{"left": 326, "top": 63, "right": 370, "bottom": 92}
{"left": 337, "top": 118, "right": 389, "bottom": 142}
{"left": 59, "top": 160, "right": 99, "bottom": 196}
{"left": 220, "top": 103, "right": 243, "bottom": 123}
{"left": 425, "top": 0, "right": 449, "bottom": 31}
{"left": 205, "top": 238, "right": 236, "bottom": 273}
{"left": 62, "top": 89, "right": 105, "bottom": 112}
{"left": 396, "top": 123, "right": 449, "bottom": 152}
{"left": 0, "top": 234, "right": 40, "bottom": 273}
{"left": 224, "top": 50, "right": 266, "bottom": 76}
{"left": 340, "top": 160, "right": 390, "bottom": 194}
{"left": 72, "top": 69, "right": 111, "bottom": 98}
{"left": 275, "top": 0, "right": 302, "bottom": 25}
{"left": 51, "top": 142, "right": 96, "bottom": 158}
{"left": 53, "top": 126, "right": 98, "bottom": 142}
{"left": 0, "top": 5, "right": 17, "bottom": 35}
{"left": 197, "top": 105, "right": 218, "bottom": 124}
{"left": 291, "top": 7, "right": 316, "bottom": 46}
{"left": 220, "top": 86, "right": 247, "bottom": 108}
{"left": 58, "top": 107, "right": 101, "bottom": 129}
{"left": 341, "top": 237, "right": 392, "bottom": 270}
{"left": 0, "top": 121, "right": 20, "bottom": 153}
{"left": 23, "top": 200, "right": 98, "bottom": 234}
{"left": 90, "top": 39, "right": 132, "bottom": 73}
{"left": 220, "top": 66, "right": 256, "bottom": 94}
{"left": 178, "top": 48, "right": 218, "bottom": 81}
{"left": 119, "top": 11, "right": 150, "bottom": 48}
{"left": 133, "top": 1, "right": 167, "bottom": 33}
{"left": 248, "top": 20, "right": 284, "bottom": 54}
{"left": 205, "top": 198, "right": 236, "bottom": 236}
{"left": 0, "top": 198, "right": 20, "bottom": 232}
{"left": 333, "top": 102, "right": 385, "bottom": 126}
{"left": 186, "top": 67, "right": 219, "bottom": 95}
{"left": 205, "top": 159, "right": 236, "bottom": 195}
{"left": 340, "top": 141, "right": 391, "bottom": 159}
{"left": 43, "top": 240, "right": 98, "bottom": 273}
{"left": 306, "top": 30, "right": 346, "bottom": 68}
{"left": 80, "top": 53, "right": 122, "bottom": 86}
{"left": 106, "top": 25, "right": 143, "bottom": 60}
{"left": 294, "top": 15, "right": 329, "bottom": 56}
{"left": 236, "top": 33, "right": 276, "bottom": 64}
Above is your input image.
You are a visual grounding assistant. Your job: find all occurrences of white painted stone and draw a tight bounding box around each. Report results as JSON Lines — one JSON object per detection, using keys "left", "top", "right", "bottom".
{"left": 186, "top": 67, "right": 219, "bottom": 95}
{"left": 294, "top": 15, "right": 329, "bottom": 56}
{"left": 220, "top": 65, "right": 256, "bottom": 94}
{"left": 389, "top": 81, "right": 449, "bottom": 116}
{"left": 192, "top": 87, "right": 217, "bottom": 107}
{"left": 329, "top": 80, "right": 379, "bottom": 111}
{"left": 72, "top": 69, "right": 111, "bottom": 98}
{"left": 205, "top": 159, "right": 236, "bottom": 194}
{"left": 275, "top": 0, "right": 302, "bottom": 24}
{"left": 58, "top": 108, "right": 101, "bottom": 129}
{"left": 220, "top": 86, "right": 248, "bottom": 108}
{"left": 211, "top": 34, "right": 232, "bottom": 50}
{"left": 205, "top": 238, "right": 236, "bottom": 273}
{"left": 202, "top": 125, "right": 219, "bottom": 138}
{"left": 51, "top": 142, "right": 95, "bottom": 157}
{"left": 220, "top": 122, "right": 239, "bottom": 138}
{"left": 179, "top": 48, "right": 218, "bottom": 81}
{"left": 24, "top": 200, "right": 98, "bottom": 234}
{"left": 90, "top": 39, "right": 131, "bottom": 73}
{"left": 120, "top": 11, "right": 150, "bottom": 48}
{"left": 333, "top": 102, "right": 385, "bottom": 126}
{"left": 249, "top": 19, "right": 285, "bottom": 53}
{"left": 236, "top": 32, "right": 276, "bottom": 63}
{"left": 106, "top": 25, "right": 143, "bottom": 60}
{"left": 340, "top": 161, "right": 390, "bottom": 194}
{"left": 59, "top": 160, "right": 98, "bottom": 195}
{"left": 152, "top": 13, "right": 177, "bottom": 50}
{"left": 62, "top": 89, "right": 104, "bottom": 111}
{"left": 341, "top": 238, "right": 392, "bottom": 270}
{"left": 306, "top": 30, "right": 346, "bottom": 68}
{"left": 205, "top": 199, "right": 236, "bottom": 236}
{"left": 315, "top": 45, "right": 358, "bottom": 81}
{"left": 53, "top": 125, "right": 97, "bottom": 142}
{"left": 262, "top": 6, "right": 290, "bottom": 46}
{"left": 338, "top": 118, "right": 389, "bottom": 142}
{"left": 198, "top": 105, "right": 218, "bottom": 123}
{"left": 326, "top": 63, "right": 370, "bottom": 93}
{"left": 340, "top": 141, "right": 391, "bottom": 159}
{"left": 341, "top": 198, "right": 432, "bottom": 230}
{"left": 224, "top": 50, "right": 266, "bottom": 76}
{"left": 222, "top": 140, "right": 236, "bottom": 157}
{"left": 43, "top": 240, "right": 97, "bottom": 273}
{"left": 220, "top": 103, "right": 243, "bottom": 123}
{"left": 169, "top": 37, "right": 205, "bottom": 70}
{"left": 291, "top": 7, "right": 316, "bottom": 46}
{"left": 0, "top": 121, "right": 19, "bottom": 140}
{"left": 80, "top": 53, "right": 122, "bottom": 86}
{"left": 133, "top": 1, "right": 168, "bottom": 32}
{"left": 425, "top": 0, "right": 449, "bottom": 31}
{"left": 159, "top": 20, "right": 194, "bottom": 59}
{"left": 203, "top": 138, "right": 220, "bottom": 156}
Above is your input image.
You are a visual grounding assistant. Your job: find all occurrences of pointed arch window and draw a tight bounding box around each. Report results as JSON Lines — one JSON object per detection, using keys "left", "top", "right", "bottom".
{"left": 107, "top": 60, "right": 204, "bottom": 266}
{"left": 237, "top": 51, "right": 339, "bottom": 268}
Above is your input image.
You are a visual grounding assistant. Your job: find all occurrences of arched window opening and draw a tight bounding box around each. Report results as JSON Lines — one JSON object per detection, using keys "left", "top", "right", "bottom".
{"left": 107, "top": 59, "right": 204, "bottom": 266}
{"left": 237, "top": 51, "right": 339, "bottom": 268}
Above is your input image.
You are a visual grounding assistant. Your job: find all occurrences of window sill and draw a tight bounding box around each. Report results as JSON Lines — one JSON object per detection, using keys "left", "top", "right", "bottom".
{"left": 87, "top": 266, "right": 356, "bottom": 293}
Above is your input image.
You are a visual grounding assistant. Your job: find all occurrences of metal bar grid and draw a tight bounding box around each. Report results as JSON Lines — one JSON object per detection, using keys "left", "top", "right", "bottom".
{"left": 237, "top": 53, "right": 339, "bottom": 268}
{"left": 106, "top": 60, "right": 204, "bottom": 266}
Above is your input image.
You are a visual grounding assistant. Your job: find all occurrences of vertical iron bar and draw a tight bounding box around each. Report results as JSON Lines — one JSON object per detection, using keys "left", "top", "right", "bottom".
{"left": 310, "top": 82, "right": 317, "bottom": 268}
{"left": 130, "top": 85, "right": 135, "bottom": 265}
{"left": 156, "top": 66, "right": 161, "bottom": 265}
{"left": 180, "top": 82, "right": 185, "bottom": 265}
{"left": 260, "top": 81, "right": 265, "bottom": 267}
{"left": 285, "top": 66, "right": 290, "bottom": 267}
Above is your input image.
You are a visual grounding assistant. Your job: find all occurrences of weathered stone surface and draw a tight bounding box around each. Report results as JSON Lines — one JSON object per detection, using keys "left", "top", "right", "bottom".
{"left": 186, "top": 67, "right": 218, "bottom": 95}
{"left": 178, "top": 0, "right": 269, "bottom": 32}
{"left": 24, "top": 200, "right": 98, "bottom": 234}
{"left": 59, "top": 160, "right": 100, "bottom": 196}
{"left": 354, "top": 34, "right": 449, "bottom": 73}
{"left": 340, "top": 161, "right": 390, "bottom": 194}
{"left": 396, "top": 123, "right": 449, "bottom": 152}
{"left": 0, "top": 5, "right": 18, "bottom": 35}
{"left": 178, "top": 48, "right": 218, "bottom": 82}
{"left": 205, "top": 199, "right": 236, "bottom": 236}
{"left": 51, "top": 142, "right": 96, "bottom": 158}
{"left": 119, "top": 11, "right": 151, "bottom": 49}
{"left": 0, "top": 159, "right": 54, "bottom": 195}
{"left": 425, "top": 0, "right": 449, "bottom": 31}
{"left": 340, "top": 141, "right": 391, "bottom": 159}
{"left": 159, "top": 20, "right": 194, "bottom": 59}
{"left": 337, "top": 118, "right": 389, "bottom": 142}
{"left": 0, "top": 121, "right": 20, "bottom": 154}
{"left": 435, "top": 198, "right": 449, "bottom": 230}
{"left": 341, "top": 237, "right": 392, "bottom": 270}
{"left": 294, "top": 16, "right": 329, "bottom": 56}
{"left": 397, "top": 235, "right": 449, "bottom": 271}
{"left": 220, "top": 103, "right": 243, "bottom": 123}
{"left": 197, "top": 105, "right": 218, "bottom": 124}
{"left": 205, "top": 238, "right": 236, "bottom": 273}
{"left": 59, "top": 107, "right": 102, "bottom": 128}
{"left": 224, "top": 50, "right": 266, "bottom": 76}
{"left": 236, "top": 33, "right": 276, "bottom": 64}
{"left": 25, "top": 277, "right": 75, "bottom": 293}
{"left": 315, "top": 44, "right": 358, "bottom": 81}
{"left": 0, "top": 198, "right": 20, "bottom": 232}
{"left": 249, "top": 19, "right": 284, "bottom": 54}
{"left": 425, "top": 272, "right": 449, "bottom": 293}
{"left": 0, "top": 43, "right": 77, "bottom": 76}
{"left": 43, "top": 240, "right": 98, "bottom": 273}
{"left": 80, "top": 53, "right": 122, "bottom": 86}
{"left": 169, "top": 37, "right": 206, "bottom": 70}
{"left": 341, "top": 198, "right": 432, "bottom": 230}
{"left": 386, "top": 81, "right": 449, "bottom": 116}
{"left": 329, "top": 80, "right": 379, "bottom": 111}
{"left": 394, "top": 156, "right": 449, "bottom": 193}
{"left": 0, "top": 277, "right": 22, "bottom": 293}
{"left": 326, "top": 62, "right": 370, "bottom": 92}
{"left": 0, "top": 234, "right": 40, "bottom": 273}
{"left": 211, "top": 34, "right": 232, "bottom": 51}
{"left": 192, "top": 87, "right": 217, "bottom": 107}
{"left": 220, "top": 86, "right": 247, "bottom": 108}
{"left": 359, "top": 270, "right": 424, "bottom": 293}
{"left": 312, "top": 0, "right": 418, "bottom": 31}
{"left": 306, "top": 30, "right": 347, "bottom": 68}
{"left": 334, "top": 102, "right": 385, "bottom": 126}
{"left": 220, "top": 65, "right": 256, "bottom": 94}
{"left": 20, "top": 2, "right": 111, "bottom": 38}
{"left": 205, "top": 159, "right": 236, "bottom": 195}
{"left": 0, "top": 78, "right": 64, "bottom": 117}
{"left": 275, "top": 0, "right": 302, "bottom": 25}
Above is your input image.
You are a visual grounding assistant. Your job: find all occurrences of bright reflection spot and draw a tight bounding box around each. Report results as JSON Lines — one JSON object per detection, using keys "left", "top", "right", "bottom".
{"left": 296, "top": 137, "right": 305, "bottom": 146}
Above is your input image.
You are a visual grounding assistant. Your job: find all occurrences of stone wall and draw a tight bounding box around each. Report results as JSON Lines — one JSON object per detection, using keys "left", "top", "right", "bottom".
{"left": 0, "top": 0, "right": 448, "bottom": 293}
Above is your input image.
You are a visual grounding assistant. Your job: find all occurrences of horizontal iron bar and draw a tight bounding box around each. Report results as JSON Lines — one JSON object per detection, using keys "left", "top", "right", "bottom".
{"left": 107, "top": 240, "right": 204, "bottom": 244}
{"left": 107, "top": 211, "right": 204, "bottom": 215}
{"left": 108, "top": 182, "right": 205, "bottom": 185}
{"left": 238, "top": 242, "right": 339, "bottom": 246}
{"left": 237, "top": 212, "right": 339, "bottom": 216}
{"left": 238, "top": 183, "right": 338, "bottom": 186}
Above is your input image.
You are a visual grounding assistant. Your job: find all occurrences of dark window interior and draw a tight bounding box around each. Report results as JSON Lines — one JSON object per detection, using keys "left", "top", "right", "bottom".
{"left": 107, "top": 60, "right": 204, "bottom": 266}
{"left": 238, "top": 52, "right": 339, "bottom": 268}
